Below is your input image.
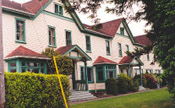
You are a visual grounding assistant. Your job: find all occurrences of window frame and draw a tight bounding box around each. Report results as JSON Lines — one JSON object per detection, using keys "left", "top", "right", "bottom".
{"left": 80, "top": 66, "right": 94, "bottom": 83}
{"left": 126, "top": 45, "right": 129, "bottom": 52}
{"left": 54, "top": 3, "right": 63, "bottom": 15}
{"left": 96, "top": 65, "right": 117, "bottom": 83}
{"left": 65, "top": 30, "right": 72, "bottom": 46}
{"left": 48, "top": 25, "right": 56, "bottom": 47}
{"left": 7, "top": 59, "right": 47, "bottom": 74}
{"left": 106, "top": 40, "right": 111, "bottom": 55}
{"left": 118, "top": 43, "right": 122, "bottom": 57}
{"left": 15, "top": 18, "right": 26, "bottom": 44}
{"left": 120, "top": 27, "right": 124, "bottom": 35}
{"left": 147, "top": 53, "right": 150, "bottom": 61}
{"left": 85, "top": 35, "right": 91, "bottom": 53}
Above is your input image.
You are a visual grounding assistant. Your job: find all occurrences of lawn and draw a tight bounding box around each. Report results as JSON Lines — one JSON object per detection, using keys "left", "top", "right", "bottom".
{"left": 70, "top": 88, "right": 173, "bottom": 108}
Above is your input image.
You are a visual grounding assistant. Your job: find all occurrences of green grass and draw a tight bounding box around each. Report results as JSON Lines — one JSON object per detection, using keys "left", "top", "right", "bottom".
{"left": 70, "top": 88, "right": 173, "bottom": 108}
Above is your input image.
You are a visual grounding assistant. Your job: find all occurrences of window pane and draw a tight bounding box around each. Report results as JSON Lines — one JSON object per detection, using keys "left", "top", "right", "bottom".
{"left": 10, "top": 69, "right": 16, "bottom": 73}
{"left": 81, "top": 67, "right": 84, "bottom": 80}
{"left": 55, "top": 4, "right": 58, "bottom": 13}
{"left": 86, "top": 36, "right": 90, "bottom": 51}
{"left": 27, "top": 62, "right": 39, "bottom": 67}
{"left": 87, "top": 68, "right": 93, "bottom": 81}
{"left": 106, "top": 41, "right": 110, "bottom": 54}
{"left": 59, "top": 6, "right": 63, "bottom": 14}
{"left": 98, "top": 70, "right": 103, "bottom": 81}
{"left": 66, "top": 31, "right": 71, "bottom": 46}
{"left": 28, "top": 69, "right": 39, "bottom": 73}
{"left": 22, "top": 68, "right": 26, "bottom": 73}
{"left": 109, "top": 71, "right": 114, "bottom": 78}
{"left": 16, "top": 20, "right": 24, "bottom": 41}
{"left": 49, "top": 27, "right": 55, "bottom": 46}
{"left": 10, "top": 62, "right": 16, "bottom": 67}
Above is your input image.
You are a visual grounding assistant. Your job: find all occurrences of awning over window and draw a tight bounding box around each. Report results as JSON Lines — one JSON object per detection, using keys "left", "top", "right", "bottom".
{"left": 119, "top": 56, "right": 144, "bottom": 66}
{"left": 5, "top": 46, "right": 50, "bottom": 60}
{"left": 93, "top": 56, "right": 117, "bottom": 65}
{"left": 55, "top": 45, "right": 91, "bottom": 61}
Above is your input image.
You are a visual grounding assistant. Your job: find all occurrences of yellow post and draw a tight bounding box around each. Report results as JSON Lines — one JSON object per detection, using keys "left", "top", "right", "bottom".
{"left": 53, "top": 56, "right": 68, "bottom": 108}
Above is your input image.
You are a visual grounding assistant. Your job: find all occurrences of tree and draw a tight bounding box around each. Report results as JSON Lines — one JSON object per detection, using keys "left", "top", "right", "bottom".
{"left": 62, "top": 0, "right": 175, "bottom": 105}
{"left": 42, "top": 48, "right": 73, "bottom": 75}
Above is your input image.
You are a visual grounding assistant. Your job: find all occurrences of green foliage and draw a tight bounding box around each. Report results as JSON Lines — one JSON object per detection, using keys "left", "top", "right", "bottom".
{"left": 42, "top": 48, "right": 73, "bottom": 75}
{"left": 133, "top": 74, "right": 147, "bottom": 87}
{"left": 5, "top": 72, "right": 70, "bottom": 108}
{"left": 117, "top": 73, "right": 130, "bottom": 94}
{"left": 105, "top": 78, "right": 118, "bottom": 95}
{"left": 128, "top": 79, "right": 139, "bottom": 92}
{"left": 144, "top": 74, "right": 157, "bottom": 89}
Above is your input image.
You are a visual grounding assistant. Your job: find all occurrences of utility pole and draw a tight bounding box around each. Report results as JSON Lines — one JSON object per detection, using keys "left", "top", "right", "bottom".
{"left": 0, "top": 0, "right": 5, "bottom": 108}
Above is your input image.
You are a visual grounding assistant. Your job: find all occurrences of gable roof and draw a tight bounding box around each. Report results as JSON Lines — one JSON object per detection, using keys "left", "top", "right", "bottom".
{"left": 93, "top": 56, "right": 117, "bottom": 65}
{"left": 134, "top": 35, "right": 152, "bottom": 46}
{"left": 119, "top": 56, "right": 144, "bottom": 66}
{"left": 5, "top": 45, "right": 49, "bottom": 60}
{"left": 83, "top": 18, "right": 123, "bottom": 37}
{"left": 55, "top": 45, "right": 92, "bottom": 61}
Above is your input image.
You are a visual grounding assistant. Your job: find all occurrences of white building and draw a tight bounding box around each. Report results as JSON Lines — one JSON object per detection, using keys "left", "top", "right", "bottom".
{"left": 2, "top": 0, "right": 162, "bottom": 92}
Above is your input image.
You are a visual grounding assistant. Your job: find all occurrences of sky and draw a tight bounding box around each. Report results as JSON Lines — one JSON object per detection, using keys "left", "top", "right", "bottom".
{"left": 12, "top": 0, "right": 150, "bottom": 36}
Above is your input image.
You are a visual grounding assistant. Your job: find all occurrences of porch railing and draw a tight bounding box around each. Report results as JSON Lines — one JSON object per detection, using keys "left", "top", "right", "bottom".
{"left": 75, "top": 80, "right": 86, "bottom": 91}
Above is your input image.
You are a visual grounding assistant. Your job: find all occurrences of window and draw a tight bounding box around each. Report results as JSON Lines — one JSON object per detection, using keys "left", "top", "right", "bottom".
{"left": 87, "top": 67, "right": 93, "bottom": 82}
{"left": 118, "top": 43, "right": 122, "bottom": 57}
{"left": 135, "top": 68, "right": 143, "bottom": 76}
{"left": 81, "top": 66, "right": 94, "bottom": 83}
{"left": 106, "top": 65, "right": 116, "bottom": 79}
{"left": 86, "top": 35, "right": 91, "bottom": 52}
{"left": 147, "top": 53, "right": 150, "bottom": 61}
{"left": 146, "top": 69, "right": 153, "bottom": 74}
{"left": 54, "top": 3, "right": 63, "bottom": 15}
{"left": 8, "top": 59, "right": 47, "bottom": 74}
{"left": 65, "top": 30, "right": 72, "bottom": 46}
{"left": 126, "top": 45, "right": 129, "bottom": 51}
{"left": 16, "top": 18, "right": 25, "bottom": 43}
{"left": 80, "top": 67, "right": 85, "bottom": 80}
{"left": 96, "top": 65, "right": 116, "bottom": 82}
{"left": 48, "top": 26, "right": 56, "bottom": 47}
{"left": 106, "top": 40, "right": 110, "bottom": 55}
{"left": 120, "top": 27, "right": 124, "bottom": 35}
{"left": 120, "top": 69, "right": 123, "bottom": 73}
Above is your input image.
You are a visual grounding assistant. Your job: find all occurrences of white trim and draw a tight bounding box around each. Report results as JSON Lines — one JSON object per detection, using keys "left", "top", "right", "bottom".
{"left": 5, "top": 56, "right": 51, "bottom": 60}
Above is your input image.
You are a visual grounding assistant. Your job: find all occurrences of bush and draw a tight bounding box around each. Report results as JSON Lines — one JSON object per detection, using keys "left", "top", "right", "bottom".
{"left": 5, "top": 72, "right": 70, "bottom": 108}
{"left": 117, "top": 74, "right": 130, "bottom": 94}
{"left": 133, "top": 74, "right": 147, "bottom": 87}
{"left": 42, "top": 48, "right": 73, "bottom": 75}
{"left": 144, "top": 74, "right": 157, "bottom": 89}
{"left": 105, "top": 78, "right": 118, "bottom": 95}
{"left": 129, "top": 79, "right": 139, "bottom": 92}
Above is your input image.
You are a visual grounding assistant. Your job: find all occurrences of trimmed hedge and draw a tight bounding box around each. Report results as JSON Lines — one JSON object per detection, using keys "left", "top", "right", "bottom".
{"left": 105, "top": 78, "right": 118, "bottom": 95}
{"left": 5, "top": 72, "right": 70, "bottom": 108}
{"left": 117, "top": 74, "right": 131, "bottom": 94}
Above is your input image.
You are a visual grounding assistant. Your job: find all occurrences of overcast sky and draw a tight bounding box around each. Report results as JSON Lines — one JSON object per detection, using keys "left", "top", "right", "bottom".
{"left": 12, "top": 0, "right": 149, "bottom": 36}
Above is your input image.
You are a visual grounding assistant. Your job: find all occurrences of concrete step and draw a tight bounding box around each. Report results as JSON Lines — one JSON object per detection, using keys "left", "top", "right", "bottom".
{"left": 69, "top": 90, "right": 96, "bottom": 102}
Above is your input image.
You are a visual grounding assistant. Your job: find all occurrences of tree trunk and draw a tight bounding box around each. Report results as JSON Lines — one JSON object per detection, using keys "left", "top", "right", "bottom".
{"left": 0, "top": 0, "right": 5, "bottom": 107}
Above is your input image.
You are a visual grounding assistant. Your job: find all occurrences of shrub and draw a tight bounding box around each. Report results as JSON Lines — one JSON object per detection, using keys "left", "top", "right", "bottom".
{"left": 5, "top": 72, "right": 70, "bottom": 108}
{"left": 144, "top": 74, "right": 157, "bottom": 89}
{"left": 133, "top": 74, "right": 147, "bottom": 87}
{"left": 130, "top": 79, "right": 139, "bottom": 92}
{"left": 117, "top": 74, "right": 130, "bottom": 94}
{"left": 42, "top": 48, "right": 73, "bottom": 75}
{"left": 105, "top": 78, "right": 118, "bottom": 95}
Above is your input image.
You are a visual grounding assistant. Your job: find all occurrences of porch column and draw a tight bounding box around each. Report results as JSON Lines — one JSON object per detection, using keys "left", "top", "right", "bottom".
{"left": 128, "top": 64, "right": 131, "bottom": 77}
{"left": 84, "top": 60, "right": 88, "bottom": 91}
{"left": 139, "top": 64, "right": 143, "bottom": 86}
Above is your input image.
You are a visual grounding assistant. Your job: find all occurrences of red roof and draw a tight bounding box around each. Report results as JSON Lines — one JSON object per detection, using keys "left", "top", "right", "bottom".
{"left": 2, "top": 0, "right": 49, "bottom": 15}
{"left": 83, "top": 18, "right": 123, "bottom": 37}
{"left": 134, "top": 35, "right": 152, "bottom": 46}
{"left": 119, "top": 56, "right": 134, "bottom": 64}
{"left": 55, "top": 45, "right": 76, "bottom": 55}
{"left": 93, "top": 56, "right": 117, "bottom": 65}
{"left": 6, "top": 46, "right": 48, "bottom": 59}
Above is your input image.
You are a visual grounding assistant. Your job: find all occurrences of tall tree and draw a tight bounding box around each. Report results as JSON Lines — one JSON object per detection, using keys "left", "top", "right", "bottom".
{"left": 0, "top": 0, "right": 5, "bottom": 107}
{"left": 62, "top": 0, "right": 175, "bottom": 105}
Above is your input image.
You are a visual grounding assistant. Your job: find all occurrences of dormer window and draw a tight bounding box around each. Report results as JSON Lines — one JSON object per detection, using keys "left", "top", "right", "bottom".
{"left": 54, "top": 3, "right": 63, "bottom": 15}
{"left": 120, "top": 27, "right": 124, "bottom": 35}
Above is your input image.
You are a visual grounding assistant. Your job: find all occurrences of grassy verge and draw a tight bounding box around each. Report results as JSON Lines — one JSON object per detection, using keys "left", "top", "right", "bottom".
{"left": 70, "top": 88, "right": 173, "bottom": 108}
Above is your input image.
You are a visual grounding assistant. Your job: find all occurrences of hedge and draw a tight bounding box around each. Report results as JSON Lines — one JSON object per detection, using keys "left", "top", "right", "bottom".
{"left": 5, "top": 72, "right": 70, "bottom": 108}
